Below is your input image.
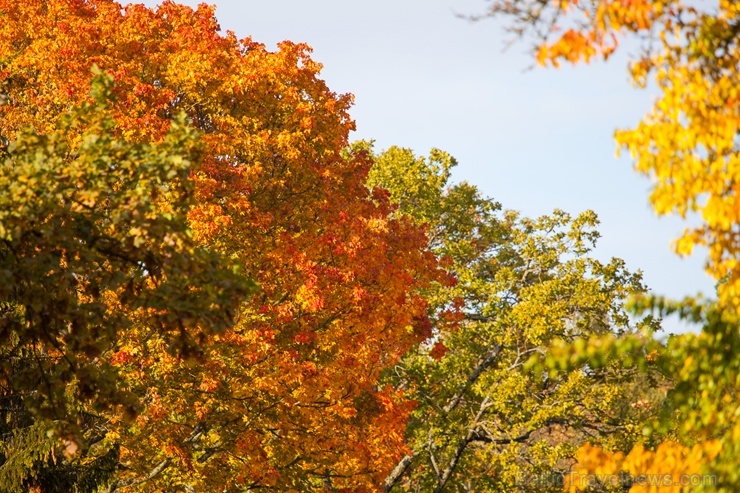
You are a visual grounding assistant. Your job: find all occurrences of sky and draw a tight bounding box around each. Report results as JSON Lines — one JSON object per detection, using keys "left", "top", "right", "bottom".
{"left": 141, "top": 0, "right": 716, "bottom": 333}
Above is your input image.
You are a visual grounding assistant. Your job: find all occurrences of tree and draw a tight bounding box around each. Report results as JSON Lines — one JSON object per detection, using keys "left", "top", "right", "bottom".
{"left": 558, "top": 297, "right": 738, "bottom": 492}
{"left": 0, "top": 72, "right": 251, "bottom": 492}
{"left": 482, "top": 0, "right": 740, "bottom": 311}
{"left": 363, "top": 144, "right": 662, "bottom": 492}
{"left": 481, "top": 0, "right": 740, "bottom": 490}
{"left": 0, "top": 1, "right": 442, "bottom": 490}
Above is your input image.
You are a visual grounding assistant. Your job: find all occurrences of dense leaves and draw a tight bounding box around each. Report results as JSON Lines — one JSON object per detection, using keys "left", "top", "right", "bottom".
{"left": 0, "top": 1, "right": 441, "bottom": 491}
{"left": 3, "top": 0, "right": 733, "bottom": 491}
{"left": 0, "top": 70, "right": 250, "bottom": 417}
{"left": 365, "top": 145, "right": 662, "bottom": 492}
{"left": 0, "top": 73, "right": 251, "bottom": 492}
{"left": 482, "top": 0, "right": 740, "bottom": 490}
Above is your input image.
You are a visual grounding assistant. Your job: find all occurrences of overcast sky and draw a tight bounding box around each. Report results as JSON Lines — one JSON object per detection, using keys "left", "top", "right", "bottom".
{"left": 141, "top": 0, "right": 715, "bottom": 333}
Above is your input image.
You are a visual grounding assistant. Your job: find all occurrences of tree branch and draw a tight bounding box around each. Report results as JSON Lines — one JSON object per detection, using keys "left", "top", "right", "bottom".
{"left": 443, "top": 345, "right": 502, "bottom": 413}
{"left": 106, "top": 458, "right": 171, "bottom": 492}
{"left": 383, "top": 453, "right": 415, "bottom": 492}
{"left": 434, "top": 395, "right": 490, "bottom": 493}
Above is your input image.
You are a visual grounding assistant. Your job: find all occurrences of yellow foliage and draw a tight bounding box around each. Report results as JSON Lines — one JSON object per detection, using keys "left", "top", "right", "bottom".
{"left": 491, "top": 0, "right": 740, "bottom": 314}
{"left": 570, "top": 440, "right": 721, "bottom": 492}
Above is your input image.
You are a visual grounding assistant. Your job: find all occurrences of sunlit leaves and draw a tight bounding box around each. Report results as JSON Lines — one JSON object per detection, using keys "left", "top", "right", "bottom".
{"left": 369, "top": 145, "right": 655, "bottom": 492}
{"left": 0, "top": 72, "right": 249, "bottom": 417}
{"left": 0, "top": 1, "right": 444, "bottom": 490}
{"left": 569, "top": 441, "right": 721, "bottom": 493}
{"left": 482, "top": 0, "right": 740, "bottom": 489}
{"left": 484, "top": 0, "right": 740, "bottom": 312}
{"left": 0, "top": 73, "right": 254, "bottom": 493}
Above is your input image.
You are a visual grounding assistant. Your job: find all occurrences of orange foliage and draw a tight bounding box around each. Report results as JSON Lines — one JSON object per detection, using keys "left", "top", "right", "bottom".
{"left": 568, "top": 441, "right": 721, "bottom": 492}
{"left": 533, "top": 0, "right": 657, "bottom": 67}
{"left": 0, "top": 0, "right": 443, "bottom": 489}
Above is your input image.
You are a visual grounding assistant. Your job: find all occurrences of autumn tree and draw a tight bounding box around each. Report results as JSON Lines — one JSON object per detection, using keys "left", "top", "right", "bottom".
{"left": 0, "top": 1, "right": 442, "bottom": 491}
{"left": 482, "top": 0, "right": 739, "bottom": 310}
{"left": 480, "top": 0, "right": 740, "bottom": 490}
{"left": 0, "top": 70, "right": 249, "bottom": 413}
{"left": 0, "top": 73, "right": 253, "bottom": 493}
{"left": 362, "top": 144, "right": 663, "bottom": 492}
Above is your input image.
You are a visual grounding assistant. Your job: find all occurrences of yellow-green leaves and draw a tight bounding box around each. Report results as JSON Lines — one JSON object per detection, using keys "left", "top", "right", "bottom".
{"left": 0, "top": 74, "right": 251, "bottom": 424}
{"left": 480, "top": 1, "right": 740, "bottom": 487}
{"left": 371, "top": 146, "right": 655, "bottom": 492}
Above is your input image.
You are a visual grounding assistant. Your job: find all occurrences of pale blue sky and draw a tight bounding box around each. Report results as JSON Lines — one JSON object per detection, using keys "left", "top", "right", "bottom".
{"left": 141, "top": 0, "right": 715, "bottom": 333}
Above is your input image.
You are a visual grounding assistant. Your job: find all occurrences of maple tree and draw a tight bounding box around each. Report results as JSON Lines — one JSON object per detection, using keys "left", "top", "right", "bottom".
{"left": 363, "top": 144, "right": 663, "bottom": 492}
{"left": 0, "top": 70, "right": 248, "bottom": 414}
{"left": 0, "top": 73, "right": 251, "bottom": 492}
{"left": 481, "top": 0, "right": 740, "bottom": 490}
{"left": 0, "top": 1, "right": 442, "bottom": 491}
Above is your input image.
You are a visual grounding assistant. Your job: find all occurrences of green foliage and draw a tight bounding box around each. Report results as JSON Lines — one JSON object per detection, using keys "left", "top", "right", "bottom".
{"left": 631, "top": 300, "right": 740, "bottom": 491}
{"left": 0, "top": 423, "right": 56, "bottom": 493}
{"left": 369, "top": 144, "right": 664, "bottom": 492}
{"left": 478, "top": 0, "right": 740, "bottom": 487}
{"left": 0, "top": 415, "right": 119, "bottom": 493}
{"left": 0, "top": 74, "right": 253, "bottom": 491}
{"left": 365, "top": 143, "right": 456, "bottom": 226}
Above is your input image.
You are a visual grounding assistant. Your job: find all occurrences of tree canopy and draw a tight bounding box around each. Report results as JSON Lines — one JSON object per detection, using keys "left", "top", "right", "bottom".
{"left": 0, "top": 1, "right": 441, "bottom": 490}
{"left": 482, "top": 0, "right": 740, "bottom": 490}
{"left": 365, "top": 144, "right": 662, "bottom": 492}
{"left": 1, "top": 0, "right": 736, "bottom": 492}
